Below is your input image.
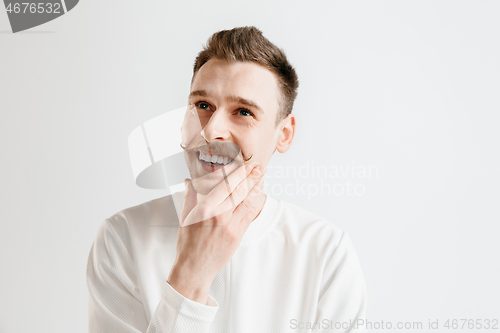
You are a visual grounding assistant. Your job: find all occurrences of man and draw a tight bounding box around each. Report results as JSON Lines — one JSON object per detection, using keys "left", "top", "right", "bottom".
{"left": 87, "top": 26, "right": 367, "bottom": 332}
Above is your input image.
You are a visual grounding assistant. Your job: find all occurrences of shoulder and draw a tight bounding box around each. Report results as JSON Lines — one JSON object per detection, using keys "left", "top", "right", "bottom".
{"left": 108, "top": 193, "right": 180, "bottom": 228}
{"left": 93, "top": 193, "right": 181, "bottom": 249}
{"left": 274, "top": 198, "right": 345, "bottom": 255}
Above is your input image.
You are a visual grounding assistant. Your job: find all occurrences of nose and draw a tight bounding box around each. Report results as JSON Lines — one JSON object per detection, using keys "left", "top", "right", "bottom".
{"left": 200, "top": 108, "right": 230, "bottom": 142}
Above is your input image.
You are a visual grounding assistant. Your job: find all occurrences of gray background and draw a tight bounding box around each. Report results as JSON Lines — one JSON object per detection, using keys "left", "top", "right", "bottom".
{"left": 1, "top": 1, "right": 499, "bottom": 332}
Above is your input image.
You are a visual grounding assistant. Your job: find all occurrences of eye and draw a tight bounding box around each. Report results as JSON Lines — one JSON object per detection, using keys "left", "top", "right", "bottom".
{"left": 238, "top": 109, "right": 254, "bottom": 117}
{"left": 195, "top": 101, "right": 212, "bottom": 111}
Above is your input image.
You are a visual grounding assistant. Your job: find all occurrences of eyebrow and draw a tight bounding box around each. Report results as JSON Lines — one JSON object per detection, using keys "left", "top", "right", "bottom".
{"left": 189, "top": 89, "right": 263, "bottom": 113}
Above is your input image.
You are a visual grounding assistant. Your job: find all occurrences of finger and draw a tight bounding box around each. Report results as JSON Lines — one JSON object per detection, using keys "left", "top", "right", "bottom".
{"left": 205, "top": 162, "right": 260, "bottom": 207}
{"left": 183, "top": 177, "right": 263, "bottom": 228}
{"left": 217, "top": 164, "right": 265, "bottom": 214}
{"left": 180, "top": 178, "right": 198, "bottom": 226}
{"left": 232, "top": 179, "right": 264, "bottom": 230}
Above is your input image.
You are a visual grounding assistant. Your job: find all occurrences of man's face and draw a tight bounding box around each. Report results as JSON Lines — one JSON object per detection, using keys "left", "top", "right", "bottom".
{"left": 181, "top": 58, "right": 282, "bottom": 194}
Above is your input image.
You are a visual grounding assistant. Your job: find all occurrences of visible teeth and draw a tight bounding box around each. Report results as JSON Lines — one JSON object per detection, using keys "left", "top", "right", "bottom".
{"left": 198, "top": 151, "right": 232, "bottom": 165}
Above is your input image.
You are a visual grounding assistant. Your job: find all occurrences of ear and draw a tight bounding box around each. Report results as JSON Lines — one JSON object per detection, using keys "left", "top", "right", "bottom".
{"left": 275, "top": 114, "right": 296, "bottom": 153}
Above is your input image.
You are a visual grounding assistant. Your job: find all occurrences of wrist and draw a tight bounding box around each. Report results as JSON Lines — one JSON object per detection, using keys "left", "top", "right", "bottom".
{"left": 167, "top": 266, "right": 213, "bottom": 304}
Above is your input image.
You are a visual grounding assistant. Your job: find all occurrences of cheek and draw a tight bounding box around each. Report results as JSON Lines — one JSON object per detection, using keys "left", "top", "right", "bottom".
{"left": 181, "top": 113, "right": 204, "bottom": 143}
{"left": 256, "top": 128, "right": 278, "bottom": 154}
{"left": 241, "top": 137, "right": 263, "bottom": 159}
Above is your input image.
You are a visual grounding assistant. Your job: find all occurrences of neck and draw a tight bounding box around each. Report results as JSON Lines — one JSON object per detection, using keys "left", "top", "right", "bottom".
{"left": 252, "top": 192, "right": 267, "bottom": 221}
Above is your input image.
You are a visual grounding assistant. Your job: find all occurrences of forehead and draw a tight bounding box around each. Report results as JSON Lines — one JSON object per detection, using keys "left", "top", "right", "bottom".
{"left": 191, "top": 59, "right": 280, "bottom": 115}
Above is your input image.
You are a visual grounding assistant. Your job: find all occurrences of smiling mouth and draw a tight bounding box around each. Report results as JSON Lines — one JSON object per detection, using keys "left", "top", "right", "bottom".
{"left": 196, "top": 151, "right": 236, "bottom": 166}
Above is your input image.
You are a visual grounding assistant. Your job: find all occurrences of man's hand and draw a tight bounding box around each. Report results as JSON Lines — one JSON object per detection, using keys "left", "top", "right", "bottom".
{"left": 167, "top": 162, "right": 266, "bottom": 304}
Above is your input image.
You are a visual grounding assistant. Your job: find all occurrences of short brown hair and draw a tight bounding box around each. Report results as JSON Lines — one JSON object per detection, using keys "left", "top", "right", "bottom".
{"left": 192, "top": 26, "right": 299, "bottom": 127}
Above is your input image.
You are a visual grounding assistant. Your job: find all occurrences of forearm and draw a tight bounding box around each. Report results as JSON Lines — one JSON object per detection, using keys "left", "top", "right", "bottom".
{"left": 88, "top": 218, "right": 220, "bottom": 333}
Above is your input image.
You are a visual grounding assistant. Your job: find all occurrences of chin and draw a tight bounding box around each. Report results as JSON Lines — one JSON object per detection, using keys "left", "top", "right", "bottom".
{"left": 184, "top": 148, "right": 244, "bottom": 195}
{"left": 191, "top": 177, "right": 218, "bottom": 196}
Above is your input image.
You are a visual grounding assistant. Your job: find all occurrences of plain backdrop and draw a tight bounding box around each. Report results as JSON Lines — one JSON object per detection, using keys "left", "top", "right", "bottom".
{"left": 1, "top": 1, "right": 499, "bottom": 332}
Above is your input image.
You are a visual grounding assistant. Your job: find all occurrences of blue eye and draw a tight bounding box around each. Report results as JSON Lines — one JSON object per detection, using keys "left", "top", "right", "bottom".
{"left": 239, "top": 109, "right": 253, "bottom": 117}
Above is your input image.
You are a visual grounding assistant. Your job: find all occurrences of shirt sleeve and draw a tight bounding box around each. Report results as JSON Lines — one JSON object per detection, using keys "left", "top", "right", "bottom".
{"left": 86, "top": 218, "right": 219, "bottom": 333}
{"left": 311, "top": 231, "right": 367, "bottom": 333}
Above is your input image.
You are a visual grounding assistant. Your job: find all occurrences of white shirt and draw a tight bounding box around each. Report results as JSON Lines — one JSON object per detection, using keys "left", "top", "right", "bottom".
{"left": 87, "top": 192, "right": 367, "bottom": 332}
